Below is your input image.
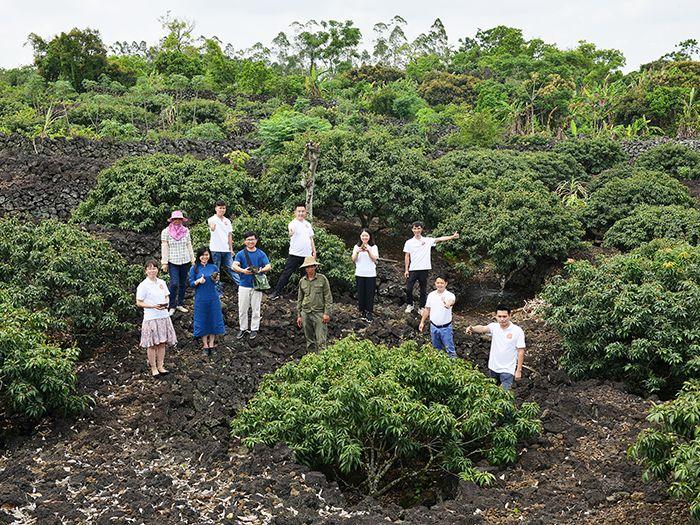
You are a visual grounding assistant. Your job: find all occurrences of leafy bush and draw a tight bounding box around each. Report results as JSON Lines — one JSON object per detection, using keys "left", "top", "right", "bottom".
{"left": 436, "top": 175, "right": 583, "bottom": 282}
{"left": 0, "top": 218, "right": 138, "bottom": 345}
{"left": 257, "top": 109, "right": 332, "bottom": 155}
{"left": 582, "top": 170, "right": 693, "bottom": 234}
{"left": 178, "top": 98, "right": 229, "bottom": 125}
{"left": 418, "top": 71, "right": 478, "bottom": 106}
{"left": 553, "top": 138, "right": 626, "bottom": 175}
{"left": 629, "top": 380, "right": 700, "bottom": 520}
{"left": 603, "top": 205, "right": 700, "bottom": 250}
{"left": 99, "top": 119, "right": 140, "bottom": 140}
{"left": 231, "top": 337, "right": 541, "bottom": 496}
{"left": 263, "top": 129, "right": 438, "bottom": 229}
{"left": 184, "top": 122, "right": 226, "bottom": 140}
{"left": 635, "top": 142, "right": 700, "bottom": 180}
{"left": 191, "top": 211, "right": 354, "bottom": 291}
{"left": 0, "top": 299, "right": 87, "bottom": 420}
{"left": 435, "top": 148, "right": 587, "bottom": 192}
{"left": 73, "top": 154, "right": 255, "bottom": 232}
{"left": 541, "top": 240, "right": 700, "bottom": 394}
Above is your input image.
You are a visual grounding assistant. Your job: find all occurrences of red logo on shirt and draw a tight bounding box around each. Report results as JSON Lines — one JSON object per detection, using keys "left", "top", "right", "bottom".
{"left": 506, "top": 333, "right": 513, "bottom": 339}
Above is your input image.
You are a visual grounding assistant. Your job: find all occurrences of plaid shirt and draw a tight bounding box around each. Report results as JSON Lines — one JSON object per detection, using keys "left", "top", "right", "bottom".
{"left": 161, "top": 228, "right": 194, "bottom": 265}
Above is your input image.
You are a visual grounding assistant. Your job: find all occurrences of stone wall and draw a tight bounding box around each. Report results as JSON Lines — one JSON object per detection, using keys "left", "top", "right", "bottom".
{"left": 0, "top": 135, "right": 257, "bottom": 219}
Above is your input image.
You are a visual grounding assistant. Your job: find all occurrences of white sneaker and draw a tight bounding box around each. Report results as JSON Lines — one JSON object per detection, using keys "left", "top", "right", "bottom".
{"left": 168, "top": 308, "right": 176, "bottom": 316}
{"left": 176, "top": 306, "right": 189, "bottom": 313}
{"left": 404, "top": 304, "right": 414, "bottom": 313}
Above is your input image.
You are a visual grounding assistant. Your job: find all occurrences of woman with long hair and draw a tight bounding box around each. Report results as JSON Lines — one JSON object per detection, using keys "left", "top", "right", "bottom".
{"left": 188, "top": 247, "right": 225, "bottom": 355}
{"left": 351, "top": 228, "right": 379, "bottom": 322}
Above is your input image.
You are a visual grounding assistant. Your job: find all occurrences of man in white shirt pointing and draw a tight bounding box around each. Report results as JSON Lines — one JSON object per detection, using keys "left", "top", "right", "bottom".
{"left": 466, "top": 305, "right": 526, "bottom": 390}
{"left": 403, "top": 221, "right": 459, "bottom": 314}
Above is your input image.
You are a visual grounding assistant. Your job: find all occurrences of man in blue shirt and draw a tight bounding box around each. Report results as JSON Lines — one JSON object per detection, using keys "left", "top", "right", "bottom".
{"left": 233, "top": 231, "right": 272, "bottom": 340}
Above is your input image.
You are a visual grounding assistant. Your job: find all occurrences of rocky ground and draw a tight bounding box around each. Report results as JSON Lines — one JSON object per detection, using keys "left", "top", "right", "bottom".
{"left": 0, "top": 278, "right": 688, "bottom": 524}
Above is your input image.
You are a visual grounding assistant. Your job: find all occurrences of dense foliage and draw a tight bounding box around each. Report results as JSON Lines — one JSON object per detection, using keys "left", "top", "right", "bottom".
{"left": 0, "top": 218, "right": 138, "bottom": 345}
{"left": 629, "top": 380, "right": 700, "bottom": 520}
{"left": 603, "top": 205, "right": 700, "bottom": 250}
{"left": 0, "top": 299, "right": 87, "bottom": 420}
{"left": 1, "top": 20, "right": 698, "bottom": 142}
{"left": 264, "top": 130, "right": 439, "bottom": 229}
{"left": 231, "top": 337, "right": 541, "bottom": 496}
{"left": 542, "top": 240, "right": 700, "bottom": 395}
{"left": 635, "top": 142, "right": 700, "bottom": 179}
{"left": 553, "top": 138, "right": 626, "bottom": 175}
{"left": 435, "top": 148, "right": 588, "bottom": 193}
{"left": 581, "top": 170, "right": 693, "bottom": 233}
{"left": 435, "top": 175, "right": 583, "bottom": 282}
{"left": 73, "top": 154, "right": 255, "bottom": 232}
{"left": 190, "top": 211, "right": 354, "bottom": 290}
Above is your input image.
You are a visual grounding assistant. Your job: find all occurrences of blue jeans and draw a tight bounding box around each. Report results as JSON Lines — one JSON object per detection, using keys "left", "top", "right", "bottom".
{"left": 430, "top": 323, "right": 456, "bottom": 358}
{"left": 489, "top": 370, "right": 515, "bottom": 390}
{"left": 168, "top": 262, "right": 190, "bottom": 308}
{"left": 211, "top": 251, "right": 240, "bottom": 295}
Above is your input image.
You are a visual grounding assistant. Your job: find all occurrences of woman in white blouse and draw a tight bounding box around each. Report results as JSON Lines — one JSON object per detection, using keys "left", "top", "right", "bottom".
{"left": 136, "top": 260, "right": 177, "bottom": 377}
{"left": 351, "top": 228, "right": 379, "bottom": 322}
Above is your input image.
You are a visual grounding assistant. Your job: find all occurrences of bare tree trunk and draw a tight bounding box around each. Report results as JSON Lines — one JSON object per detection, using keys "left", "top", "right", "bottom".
{"left": 302, "top": 141, "right": 320, "bottom": 220}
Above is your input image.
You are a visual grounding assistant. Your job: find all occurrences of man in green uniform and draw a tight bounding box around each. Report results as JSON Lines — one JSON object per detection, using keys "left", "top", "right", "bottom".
{"left": 296, "top": 256, "right": 333, "bottom": 352}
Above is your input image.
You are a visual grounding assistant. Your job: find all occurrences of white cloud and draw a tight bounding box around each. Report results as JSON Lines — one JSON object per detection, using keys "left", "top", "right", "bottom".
{"left": 2, "top": 0, "right": 698, "bottom": 71}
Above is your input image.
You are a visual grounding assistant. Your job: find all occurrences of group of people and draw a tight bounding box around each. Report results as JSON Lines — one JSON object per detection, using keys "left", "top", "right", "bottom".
{"left": 136, "top": 203, "right": 526, "bottom": 390}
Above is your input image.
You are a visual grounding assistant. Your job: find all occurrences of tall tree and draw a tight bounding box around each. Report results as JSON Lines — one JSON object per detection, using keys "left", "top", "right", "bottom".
{"left": 28, "top": 28, "right": 108, "bottom": 90}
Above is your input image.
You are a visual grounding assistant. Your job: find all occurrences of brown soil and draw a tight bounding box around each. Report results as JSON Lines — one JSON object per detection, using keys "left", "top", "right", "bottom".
{"left": 0, "top": 272, "right": 688, "bottom": 525}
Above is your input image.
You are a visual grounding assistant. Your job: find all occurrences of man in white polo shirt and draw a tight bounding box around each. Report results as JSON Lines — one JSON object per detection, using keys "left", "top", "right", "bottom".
{"left": 208, "top": 200, "right": 239, "bottom": 296}
{"left": 270, "top": 203, "right": 316, "bottom": 300}
{"left": 419, "top": 276, "right": 456, "bottom": 357}
{"left": 403, "top": 221, "right": 459, "bottom": 313}
{"left": 466, "top": 305, "right": 526, "bottom": 390}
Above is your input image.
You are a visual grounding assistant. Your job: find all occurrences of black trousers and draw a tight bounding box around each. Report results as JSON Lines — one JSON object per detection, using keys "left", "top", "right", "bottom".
{"left": 356, "top": 276, "right": 376, "bottom": 314}
{"left": 406, "top": 270, "right": 429, "bottom": 308}
{"left": 273, "top": 254, "right": 305, "bottom": 295}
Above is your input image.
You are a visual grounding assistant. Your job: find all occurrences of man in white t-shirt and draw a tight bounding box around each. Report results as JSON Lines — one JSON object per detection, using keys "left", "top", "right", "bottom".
{"left": 271, "top": 203, "right": 316, "bottom": 300}
{"left": 208, "top": 200, "right": 239, "bottom": 295}
{"left": 403, "top": 221, "right": 459, "bottom": 313}
{"left": 466, "top": 305, "right": 526, "bottom": 390}
{"left": 419, "top": 276, "right": 456, "bottom": 358}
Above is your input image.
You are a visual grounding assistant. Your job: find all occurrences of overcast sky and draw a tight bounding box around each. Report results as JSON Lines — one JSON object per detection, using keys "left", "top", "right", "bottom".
{"left": 2, "top": 0, "right": 699, "bottom": 71}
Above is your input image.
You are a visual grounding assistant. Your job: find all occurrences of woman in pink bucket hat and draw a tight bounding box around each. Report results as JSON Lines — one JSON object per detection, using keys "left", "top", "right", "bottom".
{"left": 161, "top": 210, "right": 195, "bottom": 316}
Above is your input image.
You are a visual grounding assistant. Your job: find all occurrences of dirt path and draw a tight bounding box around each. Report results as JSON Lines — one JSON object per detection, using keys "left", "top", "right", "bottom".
{"left": 0, "top": 294, "right": 688, "bottom": 524}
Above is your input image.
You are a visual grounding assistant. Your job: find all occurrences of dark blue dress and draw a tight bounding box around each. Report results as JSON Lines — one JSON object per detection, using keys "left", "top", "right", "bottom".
{"left": 189, "top": 263, "right": 225, "bottom": 337}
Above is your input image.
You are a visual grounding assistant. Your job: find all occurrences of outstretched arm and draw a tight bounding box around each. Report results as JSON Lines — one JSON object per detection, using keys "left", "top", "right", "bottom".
{"left": 466, "top": 324, "right": 490, "bottom": 335}
{"left": 434, "top": 232, "right": 460, "bottom": 244}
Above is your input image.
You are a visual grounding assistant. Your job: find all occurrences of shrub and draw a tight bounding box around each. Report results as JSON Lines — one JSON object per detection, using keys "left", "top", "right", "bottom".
{"left": 582, "top": 170, "right": 693, "bottom": 234}
{"left": 0, "top": 299, "right": 88, "bottom": 420}
{"left": 435, "top": 175, "right": 583, "bottom": 282}
{"left": 553, "top": 138, "right": 627, "bottom": 175}
{"left": 635, "top": 142, "right": 700, "bottom": 180}
{"left": 435, "top": 149, "right": 586, "bottom": 192}
{"left": 99, "top": 119, "right": 140, "bottom": 140}
{"left": 178, "top": 98, "right": 229, "bottom": 125}
{"left": 519, "top": 151, "right": 588, "bottom": 190}
{"left": 184, "top": 122, "right": 226, "bottom": 140}
{"left": 191, "top": 211, "right": 354, "bottom": 291}
{"left": 257, "top": 109, "right": 332, "bottom": 155}
{"left": 541, "top": 240, "right": 700, "bottom": 394}
{"left": 231, "top": 337, "right": 541, "bottom": 496}
{"left": 603, "top": 205, "right": 700, "bottom": 250}
{"left": 418, "top": 71, "right": 478, "bottom": 106}
{"left": 263, "top": 129, "right": 438, "bottom": 229}
{"left": 73, "top": 154, "right": 255, "bottom": 233}
{"left": 0, "top": 218, "right": 138, "bottom": 345}
{"left": 629, "top": 380, "right": 700, "bottom": 521}
{"left": 586, "top": 164, "right": 636, "bottom": 194}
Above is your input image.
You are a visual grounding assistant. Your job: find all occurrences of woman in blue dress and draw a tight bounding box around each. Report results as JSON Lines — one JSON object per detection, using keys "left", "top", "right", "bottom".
{"left": 189, "top": 247, "right": 225, "bottom": 355}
